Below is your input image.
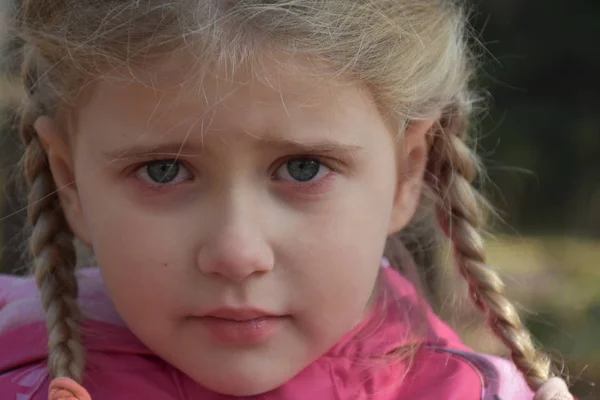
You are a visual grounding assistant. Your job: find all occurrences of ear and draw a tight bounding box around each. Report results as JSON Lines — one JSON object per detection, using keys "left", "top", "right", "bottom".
{"left": 34, "top": 116, "right": 92, "bottom": 247}
{"left": 387, "top": 119, "right": 437, "bottom": 235}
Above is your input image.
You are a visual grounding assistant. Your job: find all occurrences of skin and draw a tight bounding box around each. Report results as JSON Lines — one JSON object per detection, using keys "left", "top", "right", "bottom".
{"left": 36, "top": 52, "right": 435, "bottom": 396}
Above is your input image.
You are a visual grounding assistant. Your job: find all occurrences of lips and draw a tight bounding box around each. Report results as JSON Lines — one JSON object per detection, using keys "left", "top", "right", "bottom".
{"left": 203, "top": 308, "right": 278, "bottom": 321}
{"left": 195, "top": 307, "right": 286, "bottom": 345}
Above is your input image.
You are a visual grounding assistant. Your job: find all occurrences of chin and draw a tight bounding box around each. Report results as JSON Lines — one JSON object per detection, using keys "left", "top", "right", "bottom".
{"left": 202, "top": 372, "right": 291, "bottom": 396}
{"left": 166, "top": 355, "right": 300, "bottom": 396}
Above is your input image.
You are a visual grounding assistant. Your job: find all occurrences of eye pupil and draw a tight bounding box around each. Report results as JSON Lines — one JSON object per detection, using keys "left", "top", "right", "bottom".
{"left": 287, "top": 159, "right": 320, "bottom": 182}
{"left": 147, "top": 160, "right": 180, "bottom": 183}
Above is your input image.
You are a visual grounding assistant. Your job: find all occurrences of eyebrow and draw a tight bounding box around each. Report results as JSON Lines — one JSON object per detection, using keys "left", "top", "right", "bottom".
{"left": 262, "top": 138, "right": 364, "bottom": 154}
{"left": 102, "top": 137, "right": 364, "bottom": 161}
{"left": 102, "top": 141, "right": 203, "bottom": 161}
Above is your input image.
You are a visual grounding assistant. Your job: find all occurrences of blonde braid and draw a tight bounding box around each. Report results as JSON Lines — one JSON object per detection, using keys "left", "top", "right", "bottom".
{"left": 20, "top": 50, "right": 85, "bottom": 382}
{"left": 428, "top": 105, "right": 553, "bottom": 390}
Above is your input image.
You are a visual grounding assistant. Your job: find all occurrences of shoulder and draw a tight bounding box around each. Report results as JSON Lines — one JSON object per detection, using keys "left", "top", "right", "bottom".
{"left": 0, "top": 328, "right": 187, "bottom": 400}
{"left": 0, "top": 269, "right": 156, "bottom": 399}
{"left": 0, "top": 272, "right": 51, "bottom": 399}
{"left": 0, "top": 268, "right": 126, "bottom": 332}
{"left": 376, "top": 268, "right": 534, "bottom": 399}
{"left": 0, "top": 273, "right": 45, "bottom": 332}
{"left": 412, "top": 346, "right": 535, "bottom": 400}
{"left": 1, "top": 268, "right": 125, "bottom": 347}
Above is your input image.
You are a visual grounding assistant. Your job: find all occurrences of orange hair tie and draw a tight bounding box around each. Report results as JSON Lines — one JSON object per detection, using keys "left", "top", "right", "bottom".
{"left": 48, "top": 377, "right": 92, "bottom": 400}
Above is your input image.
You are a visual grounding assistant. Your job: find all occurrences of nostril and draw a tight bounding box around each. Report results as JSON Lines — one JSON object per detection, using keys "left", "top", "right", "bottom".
{"left": 197, "top": 242, "right": 275, "bottom": 282}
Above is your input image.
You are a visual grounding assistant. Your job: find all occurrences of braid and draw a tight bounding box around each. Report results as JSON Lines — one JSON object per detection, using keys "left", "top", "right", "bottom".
{"left": 20, "top": 50, "right": 85, "bottom": 382}
{"left": 428, "top": 106, "right": 552, "bottom": 390}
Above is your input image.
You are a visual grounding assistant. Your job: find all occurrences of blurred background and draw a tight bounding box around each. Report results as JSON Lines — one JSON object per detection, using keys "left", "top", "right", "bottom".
{"left": 0, "top": 1, "right": 598, "bottom": 398}
{"left": 437, "top": 2, "right": 599, "bottom": 399}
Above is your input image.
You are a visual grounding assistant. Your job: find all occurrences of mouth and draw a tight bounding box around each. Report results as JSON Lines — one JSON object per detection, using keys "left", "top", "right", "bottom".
{"left": 193, "top": 307, "right": 288, "bottom": 345}
{"left": 203, "top": 307, "right": 280, "bottom": 321}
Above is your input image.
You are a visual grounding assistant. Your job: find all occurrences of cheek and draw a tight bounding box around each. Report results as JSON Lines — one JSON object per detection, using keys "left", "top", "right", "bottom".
{"left": 283, "top": 211, "right": 388, "bottom": 347}
{"left": 76, "top": 178, "right": 193, "bottom": 318}
{"left": 282, "top": 157, "right": 397, "bottom": 332}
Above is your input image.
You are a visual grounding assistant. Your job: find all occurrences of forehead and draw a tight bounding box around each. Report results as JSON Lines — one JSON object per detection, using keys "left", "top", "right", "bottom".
{"left": 73, "top": 50, "right": 391, "bottom": 152}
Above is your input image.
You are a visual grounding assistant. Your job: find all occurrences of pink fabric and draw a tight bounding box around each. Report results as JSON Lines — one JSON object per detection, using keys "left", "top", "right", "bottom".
{"left": 0, "top": 266, "right": 536, "bottom": 399}
{"left": 533, "top": 378, "right": 573, "bottom": 400}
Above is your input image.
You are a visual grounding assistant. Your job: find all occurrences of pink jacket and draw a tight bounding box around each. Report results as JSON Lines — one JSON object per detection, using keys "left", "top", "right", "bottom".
{"left": 0, "top": 265, "right": 565, "bottom": 399}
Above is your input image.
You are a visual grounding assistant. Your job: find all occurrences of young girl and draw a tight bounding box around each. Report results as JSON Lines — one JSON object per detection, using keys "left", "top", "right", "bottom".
{"left": 0, "top": 0, "right": 574, "bottom": 399}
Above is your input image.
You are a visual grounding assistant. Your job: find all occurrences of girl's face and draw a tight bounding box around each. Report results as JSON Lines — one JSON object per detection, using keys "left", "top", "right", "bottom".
{"left": 39, "top": 52, "right": 429, "bottom": 395}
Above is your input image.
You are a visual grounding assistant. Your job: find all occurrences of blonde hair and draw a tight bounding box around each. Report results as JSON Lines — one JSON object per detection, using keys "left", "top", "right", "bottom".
{"left": 12, "top": 0, "right": 552, "bottom": 390}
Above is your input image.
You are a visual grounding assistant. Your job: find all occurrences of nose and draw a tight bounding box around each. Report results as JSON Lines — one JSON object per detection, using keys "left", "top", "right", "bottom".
{"left": 196, "top": 205, "right": 275, "bottom": 282}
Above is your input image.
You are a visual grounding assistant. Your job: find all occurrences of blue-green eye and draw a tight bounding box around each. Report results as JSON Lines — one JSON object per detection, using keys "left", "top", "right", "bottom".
{"left": 140, "top": 160, "right": 191, "bottom": 184}
{"left": 275, "top": 158, "right": 330, "bottom": 182}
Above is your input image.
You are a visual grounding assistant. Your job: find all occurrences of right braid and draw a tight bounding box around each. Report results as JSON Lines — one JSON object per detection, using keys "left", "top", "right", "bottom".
{"left": 428, "top": 105, "right": 553, "bottom": 391}
{"left": 20, "top": 50, "right": 86, "bottom": 383}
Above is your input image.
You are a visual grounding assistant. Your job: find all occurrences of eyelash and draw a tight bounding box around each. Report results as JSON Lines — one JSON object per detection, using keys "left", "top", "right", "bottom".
{"left": 270, "top": 156, "right": 338, "bottom": 194}
{"left": 129, "top": 155, "right": 339, "bottom": 194}
{"left": 129, "top": 158, "right": 194, "bottom": 193}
